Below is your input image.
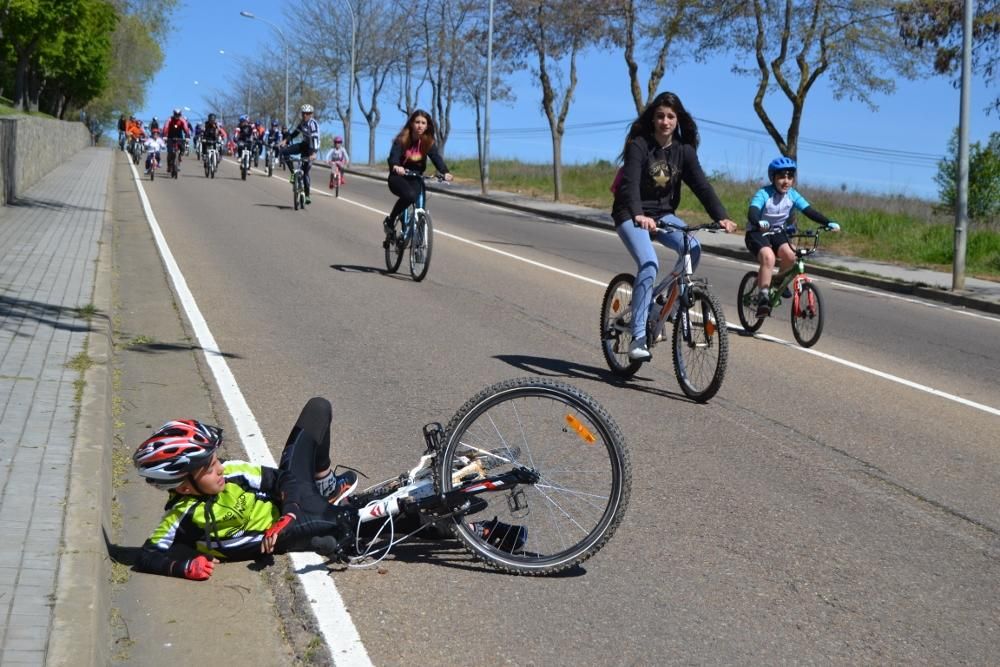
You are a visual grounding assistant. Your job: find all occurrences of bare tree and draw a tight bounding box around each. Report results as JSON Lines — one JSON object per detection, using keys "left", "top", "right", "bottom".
{"left": 613, "top": 0, "right": 711, "bottom": 114}
{"left": 295, "top": 0, "right": 353, "bottom": 151}
{"left": 707, "top": 0, "right": 921, "bottom": 160}
{"left": 495, "top": 0, "right": 610, "bottom": 201}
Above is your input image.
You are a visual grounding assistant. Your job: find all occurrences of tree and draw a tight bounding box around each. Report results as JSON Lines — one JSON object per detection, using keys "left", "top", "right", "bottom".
{"left": 897, "top": 0, "right": 1000, "bottom": 114}
{"left": 707, "top": 0, "right": 921, "bottom": 160}
{"left": 495, "top": 0, "right": 610, "bottom": 201}
{"left": 612, "top": 0, "right": 709, "bottom": 114}
{"left": 936, "top": 129, "right": 1000, "bottom": 222}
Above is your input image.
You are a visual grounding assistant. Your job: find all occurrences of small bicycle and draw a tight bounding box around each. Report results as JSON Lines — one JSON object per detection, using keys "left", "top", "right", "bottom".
{"left": 600, "top": 220, "right": 730, "bottom": 403}
{"left": 290, "top": 157, "right": 309, "bottom": 211}
{"left": 144, "top": 147, "right": 160, "bottom": 181}
{"left": 383, "top": 170, "right": 443, "bottom": 282}
{"left": 736, "top": 227, "right": 828, "bottom": 347}
{"left": 330, "top": 377, "right": 631, "bottom": 575}
{"left": 328, "top": 161, "right": 343, "bottom": 197}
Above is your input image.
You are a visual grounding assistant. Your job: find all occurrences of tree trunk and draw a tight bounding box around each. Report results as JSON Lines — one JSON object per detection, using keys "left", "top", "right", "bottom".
{"left": 551, "top": 132, "right": 562, "bottom": 201}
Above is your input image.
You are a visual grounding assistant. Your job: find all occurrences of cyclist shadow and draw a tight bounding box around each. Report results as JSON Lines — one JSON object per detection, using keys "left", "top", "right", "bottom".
{"left": 493, "top": 353, "right": 698, "bottom": 403}
{"left": 254, "top": 203, "right": 296, "bottom": 211}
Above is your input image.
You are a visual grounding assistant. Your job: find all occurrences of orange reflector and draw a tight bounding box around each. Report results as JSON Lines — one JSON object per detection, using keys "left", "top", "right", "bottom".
{"left": 612, "top": 297, "right": 621, "bottom": 313}
{"left": 565, "top": 414, "right": 596, "bottom": 444}
{"left": 705, "top": 320, "right": 716, "bottom": 337}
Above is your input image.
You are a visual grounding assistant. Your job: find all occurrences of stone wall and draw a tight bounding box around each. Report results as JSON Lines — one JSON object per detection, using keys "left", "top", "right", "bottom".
{"left": 0, "top": 116, "right": 91, "bottom": 205}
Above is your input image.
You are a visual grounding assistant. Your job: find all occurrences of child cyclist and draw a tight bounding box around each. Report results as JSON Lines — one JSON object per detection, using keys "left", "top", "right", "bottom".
{"left": 745, "top": 156, "right": 840, "bottom": 317}
{"left": 328, "top": 135, "right": 349, "bottom": 188}
{"left": 132, "top": 397, "right": 524, "bottom": 581}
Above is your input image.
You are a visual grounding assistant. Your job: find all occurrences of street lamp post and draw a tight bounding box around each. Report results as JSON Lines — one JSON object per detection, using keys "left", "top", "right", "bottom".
{"left": 337, "top": 0, "right": 357, "bottom": 158}
{"left": 240, "top": 10, "right": 289, "bottom": 128}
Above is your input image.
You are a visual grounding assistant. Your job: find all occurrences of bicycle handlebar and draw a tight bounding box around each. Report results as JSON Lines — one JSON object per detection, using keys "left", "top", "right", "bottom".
{"left": 401, "top": 169, "right": 448, "bottom": 183}
{"left": 654, "top": 220, "right": 722, "bottom": 233}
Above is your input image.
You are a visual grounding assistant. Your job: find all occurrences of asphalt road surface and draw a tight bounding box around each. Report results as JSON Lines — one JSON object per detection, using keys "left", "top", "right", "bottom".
{"left": 126, "top": 153, "right": 1000, "bottom": 664}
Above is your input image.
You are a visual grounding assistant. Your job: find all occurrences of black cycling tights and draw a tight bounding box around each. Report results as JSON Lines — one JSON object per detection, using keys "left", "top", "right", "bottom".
{"left": 280, "top": 143, "right": 313, "bottom": 195}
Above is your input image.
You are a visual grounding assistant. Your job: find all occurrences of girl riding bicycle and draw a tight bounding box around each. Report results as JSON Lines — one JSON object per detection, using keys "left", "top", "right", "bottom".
{"left": 383, "top": 110, "right": 453, "bottom": 234}
{"left": 745, "top": 156, "right": 840, "bottom": 317}
{"left": 611, "top": 91, "right": 737, "bottom": 361}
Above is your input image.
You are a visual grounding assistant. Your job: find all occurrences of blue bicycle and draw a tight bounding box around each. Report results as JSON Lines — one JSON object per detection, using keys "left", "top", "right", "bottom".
{"left": 383, "top": 171, "right": 444, "bottom": 282}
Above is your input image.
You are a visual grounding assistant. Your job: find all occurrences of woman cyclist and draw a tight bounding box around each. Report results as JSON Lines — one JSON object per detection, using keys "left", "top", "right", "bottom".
{"left": 611, "top": 91, "right": 737, "bottom": 361}
{"left": 382, "top": 109, "right": 453, "bottom": 234}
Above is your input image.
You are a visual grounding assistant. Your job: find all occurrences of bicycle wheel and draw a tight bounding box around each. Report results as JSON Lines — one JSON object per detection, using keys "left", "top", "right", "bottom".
{"left": 599, "top": 273, "right": 643, "bottom": 379}
{"left": 672, "top": 285, "right": 728, "bottom": 402}
{"left": 240, "top": 163, "right": 247, "bottom": 181}
{"left": 736, "top": 271, "right": 765, "bottom": 333}
{"left": 267, "top": 157, "right": 273, "bottom": 178}
{"left": 149, "top": 164, "right": 154, "bottom": 181}
{"left": 384, "top": 217, "right": 405, "bottom": 273}
{"left": 791, "top": 279, "right": 824, "bottom": 347}
{"left": 293, "top": 176, "right": 301, "bottom": 211}
{"left": 436, "top": 377, "right": 630, "bottom": 576}
{"left": 409, "top": 210, "right": 433, "bottom": 282}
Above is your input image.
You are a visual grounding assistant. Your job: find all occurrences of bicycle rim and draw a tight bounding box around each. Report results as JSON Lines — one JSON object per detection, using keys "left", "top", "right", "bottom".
{"left": 409, "top": 212, "right": 433, "bottom": 281}
{"left": 437, "top": 377, "right": 631, "bottom": 575}
{"left": 599, "top": 273, "right": 643, "bottom": 378}
{"left": 791, "top": 280, "right": 824, "bottom": 347}
{"left": 384, "top": 218, "right": 405, "bottom": 273}
{"left": 672, "top": 286, "right": 729, "bottom": 402}
{"left": 736, "top": 271, "right": 765, "bottom": 332}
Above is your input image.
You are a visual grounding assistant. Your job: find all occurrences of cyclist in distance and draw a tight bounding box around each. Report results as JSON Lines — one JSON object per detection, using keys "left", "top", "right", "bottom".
{"left": 328, "top": 135, "right": 349, "bottom": 188}
{"left": 163, "top": 108, "right": 192, "bottom": 167}
{"left": 266, "top": 119, "right": 283, "bottom": 150}
{"left": 143, "top": 127, "right": 166, "bottom": 174}
{"left": 383, "top": 109, "right": 453, "bottom": 234}
{"left": 117, "top": 114, "right": 127, "bottom": 150}
{"left": 610, "top": 90, "right": 737, "bottom": 362}
{"left": 280, "top": 103, "right": 321, "bottom": 204}
{"left": 130, "top": 398, "right": 525, "bottom": 581}
{"left": 149, "top": 115, "right": 159, "bottom": 132}
{"left": 200, "top": 113, "right": 221, "bottom": 157}
{"left": 745, "top": 156, "right": 840, "bottom": 317}
{"left": 234, "top": 115, "right": 256, "bottom": 162}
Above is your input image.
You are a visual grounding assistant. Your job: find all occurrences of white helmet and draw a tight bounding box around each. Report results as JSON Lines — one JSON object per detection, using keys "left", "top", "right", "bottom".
{"left": 300, "top": 104, "right": 314, "bottom": 114}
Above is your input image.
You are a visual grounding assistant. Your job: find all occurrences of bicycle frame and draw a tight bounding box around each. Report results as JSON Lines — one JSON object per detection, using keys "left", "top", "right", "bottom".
{"left": 763, "top": 230, "right": 820, "bottom": 309}
{"left": 399, "top": 178, "right": 428, "bottom": 240}
{"left": 645, "top": 221, "right": 716, "bottom": 347}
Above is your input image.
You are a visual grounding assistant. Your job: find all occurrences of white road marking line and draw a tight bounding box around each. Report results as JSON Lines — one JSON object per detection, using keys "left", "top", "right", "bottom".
{"left": 321, "top": 192, "right": 1000, "bottom": 418}
{"left": 127, "top": 158, "right": 373, "bottom": 667}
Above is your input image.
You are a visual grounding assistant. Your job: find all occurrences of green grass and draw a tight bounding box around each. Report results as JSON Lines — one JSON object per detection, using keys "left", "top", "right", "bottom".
{"left": 448, "top": 157, "right": 1000, "bottom": 281}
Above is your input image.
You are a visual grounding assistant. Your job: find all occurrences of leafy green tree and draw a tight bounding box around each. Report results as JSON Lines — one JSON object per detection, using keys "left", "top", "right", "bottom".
{"left": 896, "top": 0, "right": 1000, "bottom": 114}
{"left": 936, "top": 130, "right": 1000, "bottom": 222}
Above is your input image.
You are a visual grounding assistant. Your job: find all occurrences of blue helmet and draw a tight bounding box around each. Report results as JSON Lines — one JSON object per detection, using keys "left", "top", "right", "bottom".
{"left": 239, "top": 114, "right": 249, "bottom": 123}
{"left": 768, "top": 156, "right": 797, "bottom": 181}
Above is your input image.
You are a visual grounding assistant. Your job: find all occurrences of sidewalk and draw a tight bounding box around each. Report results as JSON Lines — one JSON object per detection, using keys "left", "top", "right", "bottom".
{"left": 342, "top": 163, "right": 1000, "bottom": 315}
{"left": 0, "top": 147, "right": 111, "bottom": 666}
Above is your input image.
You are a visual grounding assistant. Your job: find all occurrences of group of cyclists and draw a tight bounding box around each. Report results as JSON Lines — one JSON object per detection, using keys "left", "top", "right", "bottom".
{"left": 117, "top": 104, "right": 351, "bottom": 194}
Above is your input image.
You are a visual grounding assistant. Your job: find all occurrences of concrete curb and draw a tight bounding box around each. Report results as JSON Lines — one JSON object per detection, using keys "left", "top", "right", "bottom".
{"left": 46, "top": 154, "right": 114, "bottom": 667}
{"left": 339, "top": 165, "right": 1000, "bottom": 317}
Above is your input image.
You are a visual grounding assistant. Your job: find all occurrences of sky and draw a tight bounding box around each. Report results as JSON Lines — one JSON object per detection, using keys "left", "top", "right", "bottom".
{"left": 139, "top": 0, "right": 999, "bottom": 201}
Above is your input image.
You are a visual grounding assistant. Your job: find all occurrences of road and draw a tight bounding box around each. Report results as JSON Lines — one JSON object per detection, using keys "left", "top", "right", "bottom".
{"left": 123, "top": 153, "right": 1000, "bottom": 664}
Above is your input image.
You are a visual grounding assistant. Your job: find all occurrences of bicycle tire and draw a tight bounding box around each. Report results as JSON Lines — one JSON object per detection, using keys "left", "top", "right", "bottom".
{"left": 791, "top": 279, "right": 824, "bottom": 348}
{"left": 384, "top": 217, "right": 405, "bottom": 273}
{"left": 267, "top": 160, "right": 273, "bottom": 178}
{"left": 409, "top": 211, "right": 433, "bottom": 282}
{"left": 149, "top": 166, "right": 154, "bottom": 181}
{"left": 240, "top": 164, "right": 247, "bottom": 181}
{"left": 736, "top": 271, "right": 765, "bottom": 332}
{"left": 436, "top": 377, "right": 631, "bottom": 576}
{"left": 599, "top": 273, "right": 643, "bottom": 378}
{"left": 672, "top": 285, "right": 728, "bottom": 402}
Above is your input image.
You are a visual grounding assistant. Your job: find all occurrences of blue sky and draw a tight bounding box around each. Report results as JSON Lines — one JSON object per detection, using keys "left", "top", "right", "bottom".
{"left": 140, "top": 0, "right": 999, "bottom": 200}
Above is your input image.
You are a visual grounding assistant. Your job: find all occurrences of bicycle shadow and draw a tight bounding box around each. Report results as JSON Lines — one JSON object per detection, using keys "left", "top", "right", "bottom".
{"left": 328, "top": 264, "right": 423, "bottom": 281}
{"left": 291, "top": 540, "right": 587, "bottom": 578}
{"left": 493, "top": 353, "right": 699, "bottom": 403}
{"left": 254, "top": 203, "right": 295, "bottom": 211}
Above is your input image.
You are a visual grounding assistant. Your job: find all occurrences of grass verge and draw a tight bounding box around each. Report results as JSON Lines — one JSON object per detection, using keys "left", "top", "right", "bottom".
{"left": 448, "top": 157, "right": 1000, "bottom": 281}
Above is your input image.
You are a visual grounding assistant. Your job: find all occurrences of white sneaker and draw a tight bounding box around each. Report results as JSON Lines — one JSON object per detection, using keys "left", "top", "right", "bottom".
{"left": 628, "top": 337, "right": 651, "bottom": 361}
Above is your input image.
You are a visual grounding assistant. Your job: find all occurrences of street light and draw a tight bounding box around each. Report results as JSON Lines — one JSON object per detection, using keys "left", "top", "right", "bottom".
{"left": 337, "top": 0, "right": 357, "bottom": 158}
{"left": 239, "top": 10, "right": 289, "bottom": 128}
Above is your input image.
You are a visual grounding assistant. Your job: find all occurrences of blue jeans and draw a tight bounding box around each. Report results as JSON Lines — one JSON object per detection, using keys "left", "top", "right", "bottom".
{"left": 615, "top": 214, "right": 701, "bottom": 339}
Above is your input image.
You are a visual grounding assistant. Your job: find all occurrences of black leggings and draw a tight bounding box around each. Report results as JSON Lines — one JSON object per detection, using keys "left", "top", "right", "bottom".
{"left": 274, "top": 397, "right": 354, "bottom": 553}
{"left": 280, "top": 143, "right": 313, "bottom": 195}
{"left": 387, "top": 172, "right": 424, "bottom": 222}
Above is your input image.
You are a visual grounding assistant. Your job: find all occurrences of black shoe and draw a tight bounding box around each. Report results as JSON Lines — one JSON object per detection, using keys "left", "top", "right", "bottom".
{"left": 470, "top": 516, "right": 527, "bottom": 552}
{"left": 327, "top": 470, "right": 358, "bottom": 506}
{"left": 755, "top": 294, "right": 771, "bottom": 318}
{"left": 382, "top": 217, "right": 393, "bottom": 235}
